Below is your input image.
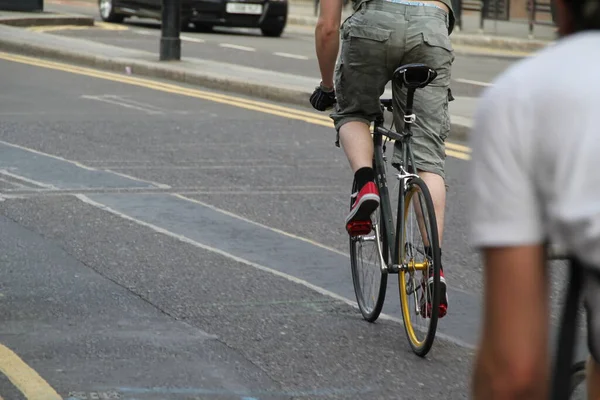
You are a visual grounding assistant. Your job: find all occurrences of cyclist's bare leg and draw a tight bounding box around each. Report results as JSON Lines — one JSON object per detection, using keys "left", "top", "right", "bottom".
{"left": 587, "top": 356, "right": 600, "bottom": 400}
{"left": 338, "top": 121, "right": 373, "bottom": 172}
{"left": 418, "top": 171, "right": 446, "bottom": 246}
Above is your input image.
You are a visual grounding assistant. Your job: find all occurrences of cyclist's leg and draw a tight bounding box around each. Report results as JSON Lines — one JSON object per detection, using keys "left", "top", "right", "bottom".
{"left": 390, "top": 9, "right": 454, "bottom": 246}
{"left": 583, "top": 271, "right": 600, "bottom": 399}
{"left": 330, "top": 6, "right": 401, "bottom": 227}
{"left": 586, "top": 357, "right": 600, "bottom": 400}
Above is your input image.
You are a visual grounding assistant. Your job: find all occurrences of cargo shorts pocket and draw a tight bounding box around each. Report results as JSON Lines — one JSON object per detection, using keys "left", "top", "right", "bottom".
{"left": 421, "top": 27, "right": 453, "bottom": 53}
{"left": 343, "top": 24, "right": 392, "bottom": 72}
{"left": 420, "top": 28, "right": 454, "bottom": 85}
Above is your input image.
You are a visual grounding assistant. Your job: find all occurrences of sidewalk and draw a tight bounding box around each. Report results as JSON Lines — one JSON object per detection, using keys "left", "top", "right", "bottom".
{"left": 288, "top": 0, "right": 554, "bottom": 52}
{"left": 0, "top": 7, "right": 92, "bottom": 27}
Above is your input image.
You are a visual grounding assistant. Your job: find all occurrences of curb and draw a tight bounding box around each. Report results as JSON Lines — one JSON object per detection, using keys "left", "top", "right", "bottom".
{"left": 450, "top": 33, "right": 551, "bottom": 53}
{"left": 0, "top": 14, "right": 94, "bottom": 27}
{"left": 0, "top": 38, "right": 473, "bottom": 141}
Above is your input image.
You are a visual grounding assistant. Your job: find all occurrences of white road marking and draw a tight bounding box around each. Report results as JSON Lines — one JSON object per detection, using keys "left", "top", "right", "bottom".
{"left": 273, "top": 52, "right": 309, "bottom": 60}
{"left": 0, "top": 170, "right": 57, "bottom": 189}
{"left": 0, "top": 140, "right": 168, "bottom": 189}
{"left": 81, "top": 95, "right": 164, "bottom": 115}
{"left": 75, "top": 193, "right": 475, "bottom": 350}
{"left": 219, "top": 43, "right": 256, "bottom": 52}
{"left": 0, "top": 177, "right": 27, "bottom": 189}
{"left": 0, "top": 140, "right": 95, "bottom": 171}
{"left": 102, "top": 169, "right": 171, "bottom": 189}
{"left": 181, "top": 35, "right": 206, "bottom": 44}
{"left": 173, "top": 193, "right": 348, "bottom": 256}
{"left": 133, "top": 29, "right": 156, "bottom": 36}
{"left": 454, "top": 78, "right": 493, "bottom": 87}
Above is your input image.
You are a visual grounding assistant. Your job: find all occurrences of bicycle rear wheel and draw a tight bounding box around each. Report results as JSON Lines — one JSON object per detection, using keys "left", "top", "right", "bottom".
{"left": 349, "top": 179, "right": 388, "bottom": 322}
{"left": 398, "top": 176, "right": 441, "bottom": 357}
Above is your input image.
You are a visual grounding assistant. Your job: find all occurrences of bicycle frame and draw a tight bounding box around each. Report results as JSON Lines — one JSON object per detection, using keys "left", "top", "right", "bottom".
{"left": 372, "top": 88, "right": 421, "bottom": 274}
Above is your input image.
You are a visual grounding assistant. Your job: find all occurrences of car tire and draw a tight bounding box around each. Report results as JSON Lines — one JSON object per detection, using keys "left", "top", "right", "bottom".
{"left": 98, "top": 0, "right": 124, "bottom": 23}
{"left": 260, "top": 23, "right": 285, "bottom": 37}
{"left": 193, "top": 23, "right": 214, "bottom": 32}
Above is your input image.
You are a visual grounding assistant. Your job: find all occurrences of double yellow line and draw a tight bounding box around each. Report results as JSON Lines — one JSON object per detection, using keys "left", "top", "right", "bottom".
{"left": 0, "top": 51, "right": 471, "bottom": 160}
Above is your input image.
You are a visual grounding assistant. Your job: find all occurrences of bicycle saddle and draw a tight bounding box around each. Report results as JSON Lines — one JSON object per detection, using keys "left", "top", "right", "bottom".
{"left": 393, "top": 64, "right": 437, "bottom": 89}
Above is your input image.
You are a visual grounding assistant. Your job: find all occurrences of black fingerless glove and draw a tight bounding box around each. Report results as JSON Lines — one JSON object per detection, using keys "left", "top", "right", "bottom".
{"left": 310, "top": 82, "right": 336, "bottom": 111}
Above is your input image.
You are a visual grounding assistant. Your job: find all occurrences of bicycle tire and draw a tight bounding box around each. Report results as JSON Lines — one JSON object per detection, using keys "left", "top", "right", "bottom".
{"left": 398, "top": 176, "right": 441, "bottom": 357}
{"left": 349, "top": 178, "right": 388, "bottom": 322}
{"left": 569, "top": 360, "right": 587, "bottom": 398}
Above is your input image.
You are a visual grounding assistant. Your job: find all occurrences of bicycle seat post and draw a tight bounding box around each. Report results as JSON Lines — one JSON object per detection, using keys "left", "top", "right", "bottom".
{"left": 403, "top": 88, "right": 417, "bottom": 137}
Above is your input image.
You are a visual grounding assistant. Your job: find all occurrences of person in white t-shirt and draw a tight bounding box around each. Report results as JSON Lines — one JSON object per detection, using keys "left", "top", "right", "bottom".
{"left": 468, "top": 0, "right": 600, "bottom": 397}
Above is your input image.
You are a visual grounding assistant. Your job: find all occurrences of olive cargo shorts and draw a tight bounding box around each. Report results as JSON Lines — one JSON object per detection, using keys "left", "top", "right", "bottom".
{"left": 331, "top": 0, "right": 455, "bottom": 179}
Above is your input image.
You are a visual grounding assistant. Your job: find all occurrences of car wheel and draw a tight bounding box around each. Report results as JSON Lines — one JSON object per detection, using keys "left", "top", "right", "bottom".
{"left": 98, "top": 0, "right": 124, "bottom": 23}
{"left": 260, "top": 23, "right": 285, "bottom": 37}
{"left": 193, "top": 23, "right": 214, "bottom": 32}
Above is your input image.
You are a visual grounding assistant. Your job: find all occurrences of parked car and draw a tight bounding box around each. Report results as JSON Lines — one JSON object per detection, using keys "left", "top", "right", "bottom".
{"left": 98, "top": 0, "right": 288, "bottom": 37}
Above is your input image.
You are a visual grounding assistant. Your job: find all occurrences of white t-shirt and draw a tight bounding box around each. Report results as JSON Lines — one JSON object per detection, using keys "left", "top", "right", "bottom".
{"left": 468, "top": 31, "right": 600, "bottom": 269}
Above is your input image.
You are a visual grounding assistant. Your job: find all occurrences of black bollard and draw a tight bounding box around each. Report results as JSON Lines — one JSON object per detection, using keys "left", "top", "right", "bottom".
{"left": 160, "top": 0, "right": 181, "bottom": 61}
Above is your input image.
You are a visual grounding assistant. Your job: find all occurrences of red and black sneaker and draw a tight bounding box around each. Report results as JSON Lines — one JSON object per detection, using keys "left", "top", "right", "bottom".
{"left": 420, "top": 266, "right": 448, "bottom": 318}
{"left": 346, "top": 181, "right": 380, "bottom": 236}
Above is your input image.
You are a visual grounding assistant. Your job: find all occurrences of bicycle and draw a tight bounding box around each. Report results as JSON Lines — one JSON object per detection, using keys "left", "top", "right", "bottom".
{"left": 347, "top": 63, "right": 443, "bottom": 357}
{"left": 547, "top": 246, "right": 592, "bottom": 399}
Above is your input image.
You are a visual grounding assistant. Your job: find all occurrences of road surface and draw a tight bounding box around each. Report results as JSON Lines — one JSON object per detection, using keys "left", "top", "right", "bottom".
{"left": 0, "top": 6, "right": 585, "bottom": 399}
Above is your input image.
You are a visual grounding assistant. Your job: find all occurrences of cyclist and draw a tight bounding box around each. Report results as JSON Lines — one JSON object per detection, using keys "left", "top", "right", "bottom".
{"left": 468, "top": 0, "right": 600, "bottom": 397}
{"left": 309, "top": 0, "right": 456, "bottom": 317}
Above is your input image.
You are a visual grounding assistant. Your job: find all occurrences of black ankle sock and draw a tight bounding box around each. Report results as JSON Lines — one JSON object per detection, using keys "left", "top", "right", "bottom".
{"left": 354, "top": 167, "right": 374, "bottom": 190}
{"left": 424, "top": 246, "right": 442, "bottom": 259}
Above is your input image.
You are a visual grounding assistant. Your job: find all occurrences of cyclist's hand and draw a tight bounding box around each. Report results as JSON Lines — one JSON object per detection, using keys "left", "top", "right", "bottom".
{"left": 310, "top": 82, "right": 336, "bottom": 111}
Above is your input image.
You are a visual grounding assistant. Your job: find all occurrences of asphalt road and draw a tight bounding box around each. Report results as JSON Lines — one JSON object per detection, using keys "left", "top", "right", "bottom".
{"left": 43, "top": 0, "right": 516, "bottom": 98}
{"left": 0, "top": 45, "right": 587, "bottom": 399}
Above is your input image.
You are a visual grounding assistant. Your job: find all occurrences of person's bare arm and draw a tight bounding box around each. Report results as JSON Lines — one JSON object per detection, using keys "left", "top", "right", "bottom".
{"left": 315, "top": 0, "right": 343, "bottom": 89}
{"left": 472, "top": 244, "right": 549, "bottom": 400}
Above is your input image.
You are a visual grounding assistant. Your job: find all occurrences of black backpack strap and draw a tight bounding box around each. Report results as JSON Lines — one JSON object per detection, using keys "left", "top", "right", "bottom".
{"left": 550, "top": 257, "right": 584, "bottom": 400}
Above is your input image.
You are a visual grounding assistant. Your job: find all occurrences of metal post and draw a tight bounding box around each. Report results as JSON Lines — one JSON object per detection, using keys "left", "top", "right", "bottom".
{"left": 160, "top": 0, "right": 181, "bottom": 61}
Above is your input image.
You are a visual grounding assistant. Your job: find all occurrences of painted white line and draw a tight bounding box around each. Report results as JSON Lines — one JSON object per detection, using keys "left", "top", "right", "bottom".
{"left": 273, "top": 52, "right": 309, "bottom": 60}
{"left": 81, "top": 95, "right": 164, "bottom": 115}
{"left": 0, "top": 177, "right": 27, "bottom": 189}
{"left": 132, "top": 29, "right": 156, "bottom": 36}
{"left": 0, "top": 140, "right": 96, "bottom": 171}
{"left": 219, "top": 43, "right": 256, "bottom": 52}
{"left": 0, "top": 170, "right": 57, "bottom": 189}
{"left": 174, "top": 193, "right": 347, "bottom": 257}
{"left": 75, "top": 193, "right": 474, "bottom": 350}
{"left": 181, "top": 35, "right": 206, "bottom": 44}
{"left": 103, "top": 169, "right": 171, "bottom": 189}
{"left": 454, "top": 78, "right": 493, "bottom": 87}
{"left": 0, "top": 140, "right": 168, "bottom": 189}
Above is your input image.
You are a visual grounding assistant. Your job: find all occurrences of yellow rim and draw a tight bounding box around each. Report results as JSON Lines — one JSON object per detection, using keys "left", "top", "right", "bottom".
{"left": 399, "top": 186, "right": 425, "bottom": 347}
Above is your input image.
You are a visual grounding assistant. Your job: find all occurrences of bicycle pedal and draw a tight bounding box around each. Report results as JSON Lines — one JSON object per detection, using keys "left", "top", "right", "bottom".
{"left": 346, "top": 221, "right": 372, "bottom": 236}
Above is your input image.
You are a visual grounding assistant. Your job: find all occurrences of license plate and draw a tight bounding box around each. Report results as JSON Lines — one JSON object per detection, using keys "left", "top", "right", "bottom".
{"left": 226, "top": 2, "right": 263, "bottom": 14}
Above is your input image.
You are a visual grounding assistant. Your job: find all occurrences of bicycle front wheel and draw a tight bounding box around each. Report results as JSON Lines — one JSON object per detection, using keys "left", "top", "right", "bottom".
{"left": 398, "top": 176, "right": 441, "bottom": 357}
{"left": 349, "top": 182, "right": 388, "bottom": 323}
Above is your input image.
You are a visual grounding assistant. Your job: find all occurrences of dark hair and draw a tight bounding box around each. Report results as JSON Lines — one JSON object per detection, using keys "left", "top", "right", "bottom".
{"left": 564, "top": 0, "right": 600, "bottom": 30}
